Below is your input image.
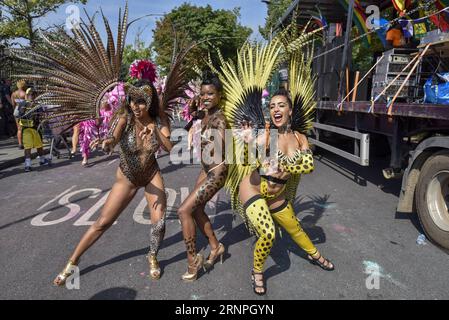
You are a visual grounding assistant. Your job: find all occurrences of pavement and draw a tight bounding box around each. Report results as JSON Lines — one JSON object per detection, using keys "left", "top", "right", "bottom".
{"left": 1, "top": 122, "right": 448, "bottom": 300}
{"left": 0, "top": 136, "right": 52, "bottom": 171}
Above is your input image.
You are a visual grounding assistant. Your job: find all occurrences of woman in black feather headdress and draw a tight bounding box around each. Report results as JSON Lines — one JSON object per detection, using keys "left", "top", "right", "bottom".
{"left": 216, "top": 36, "right": 335, "bottom": 295}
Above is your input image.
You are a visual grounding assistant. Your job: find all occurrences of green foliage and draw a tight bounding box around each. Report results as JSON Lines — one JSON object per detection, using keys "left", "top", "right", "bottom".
{"left": 121, "top": 41, "right": 154, "bottom": 82}
{"left": 351, "top": 28, "right": 384, "bottom": 73}
{"left": 0, "top": 0, "right": 87, "bottom": 45}
{"left": 259, "top": 0, "right": 294, "bottom": 40}
{"left": 152, "top": 3, "right": 252, "bottom": 77}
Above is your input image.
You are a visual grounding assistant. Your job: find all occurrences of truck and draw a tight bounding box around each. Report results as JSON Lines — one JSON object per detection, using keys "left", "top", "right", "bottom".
{"left": 275, "top": 0, "right": 449, "bottom": 249}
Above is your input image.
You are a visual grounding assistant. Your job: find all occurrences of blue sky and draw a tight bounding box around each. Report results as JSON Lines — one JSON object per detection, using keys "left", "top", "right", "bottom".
{"left": 37, "top": 0, "right": 269, "bottom": 46}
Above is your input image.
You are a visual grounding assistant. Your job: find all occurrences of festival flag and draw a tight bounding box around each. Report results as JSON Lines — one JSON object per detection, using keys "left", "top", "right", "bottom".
{"left": 309, "top": 5, "right": 328, "bottom": 28}
{"left": 399, "top": 17, "right": 414, "bottom": 38}
{"left": 392, "top": 0, "right": 412, "bottom": 16}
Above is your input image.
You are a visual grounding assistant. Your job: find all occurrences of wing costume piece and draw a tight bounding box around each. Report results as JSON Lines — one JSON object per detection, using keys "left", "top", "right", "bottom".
{"left": 211, "top": 24, "right": 318, "bottom": 234}
{"left": 11, "top": 2, "right": 191, "bottom": 130}
{"left": 10, "top": 5, "right": 130, "bottom": 129}
{"left": 158, "top": 47, "right": 192, "bottom": 120}
{"left": 278, "top": 24, "right": 318, "bottom": 206}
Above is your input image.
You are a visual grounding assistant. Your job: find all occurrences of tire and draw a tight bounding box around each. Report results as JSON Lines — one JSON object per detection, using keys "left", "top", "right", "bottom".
{"left": 415, "top": 150, "right": 449, "bottom": 250}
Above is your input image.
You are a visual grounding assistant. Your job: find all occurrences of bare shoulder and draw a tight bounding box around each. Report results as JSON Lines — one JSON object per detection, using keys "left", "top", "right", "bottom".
{"left": 292, "top": 131, "right": 309, "bottom": 150}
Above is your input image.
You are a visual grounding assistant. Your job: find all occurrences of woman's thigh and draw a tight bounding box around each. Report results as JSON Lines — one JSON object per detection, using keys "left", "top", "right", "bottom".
{"left": 145, "top": 171, "right": 167, "bottom": 223}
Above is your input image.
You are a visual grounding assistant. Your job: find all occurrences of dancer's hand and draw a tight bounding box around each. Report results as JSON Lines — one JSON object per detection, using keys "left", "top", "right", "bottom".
{"left": 261, "top": 157, "right": 280, "bottom": 175}
{"left": 188, "top": 97, "right": 199, "bottom": 114}
{"left": 235, "top": 120, "right": 255, "bottom": 143}
{"left": 89, "top": 138, "right": 101, "bottom": 150}
{"left": 102, "top": 138, "right": 115, "bottom": 155}
{"left": 139, "top": 123, "right": 155, "bottom": 142}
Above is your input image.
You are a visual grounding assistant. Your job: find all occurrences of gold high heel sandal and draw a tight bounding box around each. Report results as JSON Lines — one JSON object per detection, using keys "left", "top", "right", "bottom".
{"left": 204, "top": 243, "right": 225, "bottom": 270}
{"left": 53, "top": 260, "right": 77, "bottom": 286}
{"left": 148, "top": 254, "right": 161, "bottom": 280}
{"left": 181, "top": 253, "right": 205, "bottom": 282}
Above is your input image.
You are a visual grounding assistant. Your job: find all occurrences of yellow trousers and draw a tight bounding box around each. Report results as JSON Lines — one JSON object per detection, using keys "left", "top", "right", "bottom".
{"left": 244, "top": 196, "right": 317, "bottom": 272}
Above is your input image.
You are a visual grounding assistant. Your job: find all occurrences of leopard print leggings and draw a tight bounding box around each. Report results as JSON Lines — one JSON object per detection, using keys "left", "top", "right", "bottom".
{"left": 149, "top": 216, "right": 166, "bottom": 256}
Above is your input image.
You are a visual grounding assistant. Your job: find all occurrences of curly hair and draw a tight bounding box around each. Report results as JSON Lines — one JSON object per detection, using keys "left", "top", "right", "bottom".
{"left": 201, "top": 70, "right": 223, "bottom": 93}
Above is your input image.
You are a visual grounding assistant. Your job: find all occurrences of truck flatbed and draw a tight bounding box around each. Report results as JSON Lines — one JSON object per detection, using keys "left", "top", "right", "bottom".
{"left": 317, "top": 101, "right": 449, "bottom": 121}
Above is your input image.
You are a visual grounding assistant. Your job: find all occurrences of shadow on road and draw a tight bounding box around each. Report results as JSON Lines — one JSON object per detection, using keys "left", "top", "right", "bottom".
{"left": 0, "top": 152, "right": 119, "bottom": 179}
{"left": 314, "top": 149, "right": 402, "bottom": 198}
{"left": 264, "top": 194, "right": 332, "bottom": 282}
{"left": 89, "top": 287, "right": 137, "bottom": 300}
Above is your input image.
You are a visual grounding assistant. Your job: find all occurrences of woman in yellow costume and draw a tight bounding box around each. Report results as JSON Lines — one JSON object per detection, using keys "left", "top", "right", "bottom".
{"left": 211, "top": 24, "right": 335, "bottom": 295}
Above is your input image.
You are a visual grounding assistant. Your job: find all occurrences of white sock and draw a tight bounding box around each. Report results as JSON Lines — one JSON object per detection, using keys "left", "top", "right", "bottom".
{"left": 25, "top": 158, "right": 31, "bottom": 167}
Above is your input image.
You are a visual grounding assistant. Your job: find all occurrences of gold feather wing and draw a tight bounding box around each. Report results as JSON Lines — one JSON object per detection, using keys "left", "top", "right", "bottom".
{"left": 278, "top": 24, "right": 319, "bottom": 203}
{"left": 208, "top": 39, "right": 283, "bottom": 230}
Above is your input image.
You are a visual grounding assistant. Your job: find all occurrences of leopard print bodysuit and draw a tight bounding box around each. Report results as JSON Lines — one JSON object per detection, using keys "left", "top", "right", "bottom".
{"left": 118, "top": 117, "right": 160, "bottom": 187}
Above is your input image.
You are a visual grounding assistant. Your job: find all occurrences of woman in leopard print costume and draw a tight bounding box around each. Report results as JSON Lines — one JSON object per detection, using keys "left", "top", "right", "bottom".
{"left": 177, "top": 72, "right": 228, "bottom": 281}
{"left": 54, "top": 80, "right": 173, "bottom": 286}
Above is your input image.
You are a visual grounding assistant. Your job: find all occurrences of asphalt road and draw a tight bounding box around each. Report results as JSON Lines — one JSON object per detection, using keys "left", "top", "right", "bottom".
{"left": 1, "top": 127, "right": 448, "bottom": 300}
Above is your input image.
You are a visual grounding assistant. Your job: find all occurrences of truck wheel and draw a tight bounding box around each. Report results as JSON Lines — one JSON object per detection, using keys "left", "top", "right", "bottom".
{"left": 416, "top": 150, "right": 449, "bottom": 250}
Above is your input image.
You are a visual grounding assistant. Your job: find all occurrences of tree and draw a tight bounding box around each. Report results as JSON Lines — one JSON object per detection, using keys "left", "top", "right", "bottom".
{"left": 121, "top": 39, "right": 154, "bottom": 82}
{"left": 259, "top": 0, "right": 293, "bottom": 40}
{"left": 152, "top": 3, "right": 252, "bottom": 76}
{"left": 0, "top": 0, "right": 87, "bottom": 46}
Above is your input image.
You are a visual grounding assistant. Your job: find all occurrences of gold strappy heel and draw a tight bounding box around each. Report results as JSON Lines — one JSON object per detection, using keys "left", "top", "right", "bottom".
{"left": 53, "top": 260, "right": 77, "bottom": 286}
{"left": 148, "top": 254, "right": 161, "bottom": 280}
{"left": 181, "top": 253, "right": 205, "bottom": 282}
{"left": 204, "top": 243, "right": 225, "bottom": 270}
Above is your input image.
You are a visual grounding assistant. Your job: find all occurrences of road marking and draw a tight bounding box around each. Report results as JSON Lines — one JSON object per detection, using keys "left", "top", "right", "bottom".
{"left": 31, "top": 188, "right": 102, "bottom": 226}
{"left": 73, "top": 191, "right": 112, "bottom": 226}
{"left": 32, "top": 187, "right": 230, "bottom": 227}
{"left": 37, "top": 186, "right": 77, "bottom": 211}
{"left": 180, "top": 187, "right": 189, "bottom": 204}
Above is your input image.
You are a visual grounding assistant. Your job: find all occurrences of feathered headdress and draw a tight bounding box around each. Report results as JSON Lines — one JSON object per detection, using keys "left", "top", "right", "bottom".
{"left": 181, "top": 79, "right": 201, "bottom": 122}
{"left": 208, "top": 21, "right": 320, "bottom": 235}
{"left": 124, "top": 82, "right": 153, "bottom": 109}
{"left": 129, "top": 59, "right": 157, "bottom": 83}
{"left": 103, "top": 82, "right": 125, "bottom": 112}
{"left": 10, "top": 4, "right": 130, "bottom": 128}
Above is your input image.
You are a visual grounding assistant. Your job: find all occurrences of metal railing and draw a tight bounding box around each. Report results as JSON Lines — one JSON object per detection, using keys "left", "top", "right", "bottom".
{"left": 309, "top": 122, "right": 370, "bottom": 166}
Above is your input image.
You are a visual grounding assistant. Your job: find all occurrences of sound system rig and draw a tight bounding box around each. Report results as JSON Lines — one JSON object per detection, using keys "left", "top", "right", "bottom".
{"left": 371, "top": 48, "right": 419, "bottom": 103}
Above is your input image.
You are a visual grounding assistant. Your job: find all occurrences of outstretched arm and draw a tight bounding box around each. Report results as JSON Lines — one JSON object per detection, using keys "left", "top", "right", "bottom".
{"left": 155, "top": 122, "right": 173, "bottom": 152}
